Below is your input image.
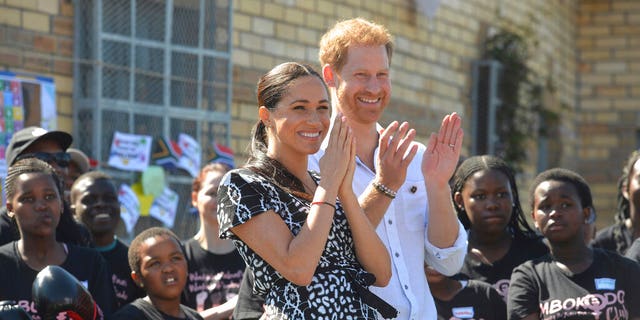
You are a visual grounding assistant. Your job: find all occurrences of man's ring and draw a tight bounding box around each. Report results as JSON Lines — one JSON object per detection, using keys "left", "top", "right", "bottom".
{"left": 448, "top": 144, "right": 455, "bottom": 148}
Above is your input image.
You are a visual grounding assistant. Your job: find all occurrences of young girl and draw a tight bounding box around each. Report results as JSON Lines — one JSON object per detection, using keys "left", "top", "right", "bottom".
{"left": 113, "top": 227, "right": 202, "bottom": 320}
{"left": 508, "top": 168, "right": 640, "bottom": 319}
{"left": 0, "top": 158, "right": 115, "bottom": 319}
{"left": 217, "top": 62, "right": 392, "bottom": 318}
{"left": 451, "top": 155, "right": 548, "bottom": 301}
{"left": 592, "top": 149, "right": 640, "bottom": 254}
{"left": 182, "top": 163, "right": 245, "bottom": 319}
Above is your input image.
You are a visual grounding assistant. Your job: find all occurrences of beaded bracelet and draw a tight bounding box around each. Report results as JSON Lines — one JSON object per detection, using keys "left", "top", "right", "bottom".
{"left": 311, "top": 201, "right": 337, "bottom": 211}
{"left": 373, "top": 181, "right": 397, "bottom": 199}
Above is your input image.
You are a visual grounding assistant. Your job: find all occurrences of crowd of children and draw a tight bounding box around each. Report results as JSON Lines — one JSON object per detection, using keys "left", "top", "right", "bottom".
{"left": 3, "top": 114, "right": 640, "bottom": 320}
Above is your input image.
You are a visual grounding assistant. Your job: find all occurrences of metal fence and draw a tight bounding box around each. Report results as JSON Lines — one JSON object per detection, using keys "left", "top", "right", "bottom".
{"left": 72, "top": 0, "right": 233, "bottom": 241}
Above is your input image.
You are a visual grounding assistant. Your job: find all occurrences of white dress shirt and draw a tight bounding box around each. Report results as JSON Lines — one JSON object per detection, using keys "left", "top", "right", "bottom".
{"left": 309, "top": 138, "right": 467, "bottom": 320}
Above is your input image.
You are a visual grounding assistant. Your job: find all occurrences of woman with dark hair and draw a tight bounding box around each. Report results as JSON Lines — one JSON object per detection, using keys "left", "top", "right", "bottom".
{"left": 217, "top": 62, "right": 392, "bottom": 319}
{"left": 451, "top": 155, "right": 548, "bottom": 301}
{"left": 0, "top": 158, "right": 115, "bottom": 319}
{"left": 592, "top": 149, "right": 640, "bottom": 255}
{"left": 508, "top": 168, "right": 640, "bottom": 320}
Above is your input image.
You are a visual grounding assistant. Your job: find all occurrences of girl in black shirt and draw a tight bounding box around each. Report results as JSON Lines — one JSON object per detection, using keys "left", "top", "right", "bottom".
{"left": 0, "top": 158, "right": 115, "bottom": 319}
{"left": 508, "top": 168, "right": 640, "bottom": 320}
{"left": 451, "top": 155, "right": 548, "bottom": 301}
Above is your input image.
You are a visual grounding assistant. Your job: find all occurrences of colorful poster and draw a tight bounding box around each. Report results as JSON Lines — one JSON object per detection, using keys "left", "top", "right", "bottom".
{"left": 0, "top": 73, "right": 56, "bottom": 186}
{"left": 177, "top": 133, "right": 201, "bottom": 177}
{"left": 0, "top": 75, "right": 24, "bottom": 158}
{"left": 118, "top": 184, "right": 140, "bottom": 234}
{"left": 148, "top": 186, "right": 180, "bottom": 228}
{"left": 0, "top": 74, "right": 29, "bottom": 197}
{"left": 107, "top": 131, "right": 153, "bottom": 172}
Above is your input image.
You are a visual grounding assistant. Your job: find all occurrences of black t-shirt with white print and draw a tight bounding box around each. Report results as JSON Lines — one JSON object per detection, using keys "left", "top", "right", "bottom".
{"left": 99, "top": 239, "right": 145, "bottom": 309}
{"left": 181, "top": 238, "right": 245, "bottom": 312}
{"left": 434, "top": 279, "right": 506, "bottom": 320}
{"left": 508, "top": 248, "right": 640, "bottom": 320}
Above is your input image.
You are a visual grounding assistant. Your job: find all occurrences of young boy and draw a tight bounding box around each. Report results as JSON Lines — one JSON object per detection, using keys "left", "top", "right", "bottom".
{"left": 70, "top": 171, "right": 144, "bottom": 309}
{"left": 113, "top": 227, "right": 202, "bottom": 320}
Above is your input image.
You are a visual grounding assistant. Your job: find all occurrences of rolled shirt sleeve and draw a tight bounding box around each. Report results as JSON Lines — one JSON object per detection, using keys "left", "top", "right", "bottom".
{"left": 424, "top": 219, "right": 467, "bottom": 276}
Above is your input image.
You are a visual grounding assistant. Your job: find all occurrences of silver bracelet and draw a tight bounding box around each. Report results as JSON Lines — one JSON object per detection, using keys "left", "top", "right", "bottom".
{"left": 373, "top": 181, "right": 397, "bottom": 199}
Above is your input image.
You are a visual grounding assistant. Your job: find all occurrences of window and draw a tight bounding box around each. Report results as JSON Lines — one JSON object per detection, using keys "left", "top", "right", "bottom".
{"left": 73, "top": 0, "right": 233, "bottom": 239}
{"left": 470, "top": 60, "right": 501, "bottom": 156}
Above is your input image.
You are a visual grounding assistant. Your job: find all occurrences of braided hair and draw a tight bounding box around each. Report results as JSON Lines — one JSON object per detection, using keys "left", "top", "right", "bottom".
{"left": 612, "top": 150, "right": 640, "bottom": 253}
{"left": 615, "top": 150, "right": 640, "bottom": 223}
{"left": 5, "top": 158, "right": 64, "bottom": 202}
{"left": 4, "top": 158, "right": 93, "bottom": 247}
{"left": 451, "top": 155, "right": 539, "bottom": 240}
{"left": 246, "top": 62, "right": 329, "bottom": 201}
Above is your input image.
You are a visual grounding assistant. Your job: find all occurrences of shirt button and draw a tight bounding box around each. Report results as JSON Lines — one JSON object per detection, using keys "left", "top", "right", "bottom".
{"left": 404, "top": 284, "right": 409, "bottom": 290}
{"left": 388, "top": 219, "right": 393, "bottom": 225}
{"left": 410, "top": 186, "right": 417, "bottom": 193}
{"left": 395, "top": 252, "right": 400, "bottom": 257}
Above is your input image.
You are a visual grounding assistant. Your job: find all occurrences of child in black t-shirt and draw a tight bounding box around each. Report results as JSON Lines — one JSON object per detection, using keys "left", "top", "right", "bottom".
{"left": 508, "top": 168, "right": 640, "bottom": 320}
{"left": 112, "top": 227, "right": 202, "bottom": 320}
{"left": 70, "top": 171, "right": 145, "bottom": 310}
{"left": 450, "top": 155, "right": 548, "bottom": 301}
{"left": 182, "top": 163, "right": 245, "bottom": 319}
{"left": 425, "top": 263, "right": 506, "bottom": 320}
{"left": 0, "top": 158, "right": 115, "bottom": 319}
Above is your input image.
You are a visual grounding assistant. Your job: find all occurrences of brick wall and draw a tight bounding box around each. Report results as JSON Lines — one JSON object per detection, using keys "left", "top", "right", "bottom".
{"left": 0, "top": 0, "right": 74, "bottom": 131}
{"left": 577, "top": 0, "right": 640, "bottom": 226}
{"left": 3, "top": 0, "right": 632, "bottom": 228}
{"left": 231, "top": 0, "right": 578, "bottom": 210}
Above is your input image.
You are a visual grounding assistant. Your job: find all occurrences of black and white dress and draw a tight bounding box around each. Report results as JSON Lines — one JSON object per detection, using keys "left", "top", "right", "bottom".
{"left": 218, "top": 168, "right": 378, "bottom": 319}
